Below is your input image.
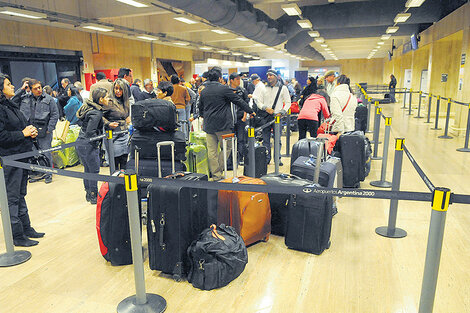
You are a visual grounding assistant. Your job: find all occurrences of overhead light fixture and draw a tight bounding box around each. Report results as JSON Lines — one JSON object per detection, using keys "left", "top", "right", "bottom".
{"left": 174, "top": 42, "right": 190, "bottom": 46}
{"left": 232, "top": 52, "right": 242, "bottom": 55}
{"left": 405, "top": 0, "right": 426, "bottom": 7}
{"left": 211, "top": 29, "right": 228, "bottom": 34}
{"left": 375, "top": 46, "right": 380, "bottom": 49}
{"left": 81, "top": 23, "right": 114, "bottom": 32}
{"left": 267, "top": 47, "right": 276, "bottom": 51}
{"left": 321, "top": 44, "right": 328, "bottom": 47}
{"left": 243, "top": 54, "right": 252, "bottom": 58}
{"left": 281, "top": 3, "right": 302, "bottom": 16}
{"left": 308, "top": 31, "right": 320, "bottom": 38}
{"left": 237, "top": 37, "right": 249, "bottom": 41}
{"left": 297, "top": 19, "right": 312, "bottom": 29}
{"left": 252, "top": 56, "right": 261, "bottom": 59}
{"left": 328, "top": 0, "right": 335, "bottom": 2}
{"left": 218, "top": 50, "right": 229, "bottom": 54}
{"left": 116, "top": 0, "right": 149, "bottom": 8}
{"left": 325, "top": 48, "right": 331, "bottom": 51}
{"left": 315, "top": 37, "right": 325, "bottom": 43}
{"left": 0, "top": 7, "right": 47, "bottom": 19}
{"left": 137, "top": 34, "right": 158, "bottom": 41}
{"left": 199, "top": 47, "right": 212, "bottom": 50}
{"left": 223, "top": 61, "right": 232, "bottom": 66}
{"left": 394, "top": 13, "right": 411, "bottom": 23}
{"left": 386, "top": 26, "right": 399, "bottom": 33}
{"left": 372, "top": 49, "right": 378, "bottom": 52}
{"left": 378, "top": 41, "right": 385, "bottom": 45}
{"left": 174, "top": 16, "right": 198, "bottom": 24}
{"left": 381, "top": 34, "right": 391, "bottom": 40}
{"left": 254, "top": 43, "right": 264, "bottom": 47}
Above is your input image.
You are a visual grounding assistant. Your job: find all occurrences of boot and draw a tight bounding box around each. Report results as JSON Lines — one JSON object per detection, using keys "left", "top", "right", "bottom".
{"left": 24, "top": 227, "right": 45, "bottom": 238}
{"left": 13, "top": 235, "right": 39, "bottom": 247}
{"left": 89, "top": 191, "right": 97, "bottom": 205}
{"left": 85, "top": 190, "right": 91, "bottom": 203}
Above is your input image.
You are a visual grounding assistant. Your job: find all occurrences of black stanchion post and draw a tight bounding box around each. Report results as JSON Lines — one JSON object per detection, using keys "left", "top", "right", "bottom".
{"left": 415, "top": 91, "right": 423, "bottom": 118}
{"left": 247, "top": 124, "right": 256, "bottom": 177}
{"left": 370, "top": 117, "right": 392, "bottom": 188}
{"left": 457, "top": 105, "right": 470, "bottom": 152}
{"left": 0, "top": 161, "right": 32, "bottom": 267}
{"left": 375, "top": 138, "right": 407, "bottom": 238}
{"left": 284, "top": 109, "right": 291, "bottom": 157}
{"left": 106, "top": 130, "right": 116, "bottom": 174}
{"left": 431, "top": 96, "right": 442, "bottom": 130}
{"left": 408, "top": 89, "right": 413, "bottom": 115}
{"left": 438, "top": 98, "right": 453, "bottom": 139}
{"left": 372, "top": 104, "right": 382, "bottom": 160}
{"left": 117, "top": 171, "right": 167, "bottom": 313}
{"left": 425, "top": 94, "right": 433, "bottom": 123}
{"left": 418, "top": 188, "right": 451, "bottom": 313}
{"left": 402, "top": 88, "right": 407, "bottom": 109}
{"left": 274, "top": 114, "right": 281, "bottom": 174}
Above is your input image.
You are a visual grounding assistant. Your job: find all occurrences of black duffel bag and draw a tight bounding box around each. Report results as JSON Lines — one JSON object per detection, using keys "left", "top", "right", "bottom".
{"left": 187, "top": 224, "right": 248, "bottom": 290}
{"left": 129, "top": 129, "right": 187, "bottom": 161}
{"left": 131, "top": 98, "right": 178, "bottom": 132}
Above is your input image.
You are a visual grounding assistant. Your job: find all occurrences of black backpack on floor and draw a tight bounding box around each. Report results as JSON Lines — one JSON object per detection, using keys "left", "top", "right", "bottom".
{"left": 187, "top": 224, "right": 248, "bottom": 290}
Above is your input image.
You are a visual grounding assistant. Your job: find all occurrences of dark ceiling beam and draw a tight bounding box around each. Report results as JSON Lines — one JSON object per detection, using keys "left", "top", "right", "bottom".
{"left": 319, "top": 24, "right": 422, "bottom": 40}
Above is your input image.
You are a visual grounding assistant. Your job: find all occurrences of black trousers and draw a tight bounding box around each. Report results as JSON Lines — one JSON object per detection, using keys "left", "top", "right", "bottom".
{"left": 298, "top": 119, "right": 319, "bottom": 140}
{"left": 4, "top": 165, "right": 31, "bottom": 238}
{"left": 234, "top": 120, "right": 247, "bottom": 162}
{"left": 76, "top": 139, "right": 100, "bottom": 194}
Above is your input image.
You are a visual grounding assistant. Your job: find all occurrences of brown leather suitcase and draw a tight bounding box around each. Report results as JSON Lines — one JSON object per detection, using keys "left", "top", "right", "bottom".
{"left": 217, "top": 176, "right": 271, "bottom": 246}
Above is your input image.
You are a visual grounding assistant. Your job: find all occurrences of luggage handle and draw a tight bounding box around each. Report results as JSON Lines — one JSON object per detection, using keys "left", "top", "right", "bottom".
{"left": 134, "top": 145, "right": 141, "bottom": 176}
{"left": 156, "top": 141, "right": 175, "bottom": 178}
{"left": 312, "top": 142, "right": 324, "bottom": 185}
{"left": 222, "top": 133, "right": 237, "bottom": 180}
{"left": 159, "top": 213, "right": 166, "bottom": 250}
{"left": 210, "top": 225, "right": 226, "bottom": 241}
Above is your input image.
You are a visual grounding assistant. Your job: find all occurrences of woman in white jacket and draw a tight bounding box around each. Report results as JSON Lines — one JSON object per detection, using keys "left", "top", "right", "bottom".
{"left": 329, "top": 74, "right": 357, "bottom": 133}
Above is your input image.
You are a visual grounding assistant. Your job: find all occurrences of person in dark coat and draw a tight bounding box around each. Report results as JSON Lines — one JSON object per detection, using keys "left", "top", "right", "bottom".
{"left": 56, "top": 78, "right": 71, "bottom": 118}
{"left": 130, "top": 79, "right": 142, "bottom": 101}
{"left": 229, "top": 72, "right": 250, "bottom": 165}
{"left": 75, "top": 87, "right": 107, "bottom": 204}
{"left": 199, "top": 68, "right": 255, "bottom": 181}
{"left": 299, "top": 76, "right": 318, "bottom": 108}
{"left": 135, "top": 79, "right": 156, "bottom": 101}
{"left": 389, "top": 74, "right": 397, "bottom": 103}
{"left": 0, "top": 73, "right": 45, "bottom": 247}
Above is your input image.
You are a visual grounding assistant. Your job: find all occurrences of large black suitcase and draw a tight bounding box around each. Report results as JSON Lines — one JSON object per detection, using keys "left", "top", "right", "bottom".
{"left": 290, "top": 138, "right": 322, "bottom": 167}
{"left": 243, "top": 143, "right": 268, "bottom": 178}
{"left": 285, "top": 191, "right": 333, "bottom": 255}
{"left": 147, "top": 172, "right": 209, "bottom": 279}
{"left": 354, "top": 105, "right": 368, "bottom": 132}
{"left": 130, "top": 129, "right": 186, "bottom": 161}
{"left": 337, "top": 131, "right": 366, "bottom": 188}
{"left": 260, "top": 173, "right": 311, "bottom": 236}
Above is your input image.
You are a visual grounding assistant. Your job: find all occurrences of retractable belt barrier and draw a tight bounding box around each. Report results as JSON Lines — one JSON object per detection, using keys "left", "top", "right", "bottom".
{"left": 402, "top": 145, "right": 435, "bottom": 192}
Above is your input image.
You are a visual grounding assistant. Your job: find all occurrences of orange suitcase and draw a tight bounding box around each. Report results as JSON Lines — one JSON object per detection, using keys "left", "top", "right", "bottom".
{"left": 218, "top": 134, "right": 271, "bottom": 246}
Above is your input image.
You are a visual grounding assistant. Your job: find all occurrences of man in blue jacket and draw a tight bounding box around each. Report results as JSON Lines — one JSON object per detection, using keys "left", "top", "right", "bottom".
{"left": 199, "top": 68, "right": 255, "bottom": 181}
{"left": 20, "top": 79, "right": 59, "bottom": 183}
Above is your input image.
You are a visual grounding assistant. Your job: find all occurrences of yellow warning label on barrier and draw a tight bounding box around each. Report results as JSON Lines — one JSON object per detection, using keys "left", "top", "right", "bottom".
{"left": 376, "top": 107, "right": 382, "bottom": 114}
{"left": 248, "top": 127, "right": 255, "bottom": 138}
{"left": 395, "top": 138, "right": 404, "bottom": 151}
{"left": 432, "top": 189, "right": 451, "bottom": 212}
{"left": 420, "top": 91, "right": 422, "bottom": 95}
{"left": 125, "top": 174, "right": 138, "bottom": 192}
{"left": 437, "top": 96, "right": 440, "bottom": 100}
{"left": 275, "top": 115, "right": 281, "bottom": 123}
{"left": 107, "top": 130, "right": 113, "bottom": 140}
{"left": 448, "top": 98, "right": 452, "bottom": 103}
{"left": 288, "top": 109, "right": 291, "bottom": 115}
{"left": 375, "top": 101, "right": 379, "bottom": 106}
{"left": 385, "top": 117, "right": 392, "bottom": 126}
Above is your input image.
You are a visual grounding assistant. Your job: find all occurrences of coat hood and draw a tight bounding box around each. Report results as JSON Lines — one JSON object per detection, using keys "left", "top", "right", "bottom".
{"left": 77, "top": 99, "right": 103, "bottom": 120}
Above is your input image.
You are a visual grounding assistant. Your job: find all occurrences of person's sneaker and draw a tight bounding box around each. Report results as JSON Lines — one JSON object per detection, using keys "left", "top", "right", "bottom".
{"left": 44, "top": 176, "right": 52, "bottom": 184}
{"left": 85, "top": 190, "right": 91, "bottom": 202}
{"left": 89, "top": 191, "right": 97, "bottom": 205}
{"left": 24, "top": 227, "right": 45, "bottom": 238}
{"left": 13, "top": 235, "right": 39, "bottom": 247}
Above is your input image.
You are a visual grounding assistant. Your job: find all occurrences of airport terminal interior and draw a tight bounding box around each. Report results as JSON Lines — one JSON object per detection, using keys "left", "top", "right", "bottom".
{"left": 0, "top": 0, "right": 470, "bottom": 312}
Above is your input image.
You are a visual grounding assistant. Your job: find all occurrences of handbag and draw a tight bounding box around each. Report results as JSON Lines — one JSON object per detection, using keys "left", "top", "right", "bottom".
{"left": 317, "top": 94, "right": 352, "bottom": 135}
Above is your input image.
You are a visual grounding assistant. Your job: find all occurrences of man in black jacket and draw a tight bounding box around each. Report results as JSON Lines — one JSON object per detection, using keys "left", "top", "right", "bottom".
{"left": 229, "top": 72, "right": 250, "bottom": 165}
{"left": 20, "top": 79, "right": 59, "bottom": 183}
{"left": 199, "top": 68, "right": 254, "bottom": 181}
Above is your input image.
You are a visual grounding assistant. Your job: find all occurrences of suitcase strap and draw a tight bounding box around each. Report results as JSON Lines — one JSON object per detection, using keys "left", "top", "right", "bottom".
{"left": 159, "top": 213, "right": 166, "bottom": 250}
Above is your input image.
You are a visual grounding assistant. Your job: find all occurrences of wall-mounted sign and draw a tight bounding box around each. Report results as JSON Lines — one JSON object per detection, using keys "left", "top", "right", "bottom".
{"left": 461, "top": 53, "right": 466, "bottom": 65}
{"left": 402, "top": 41, "right": 412, "bottom": 54}
{"left": 441, "top": 74, "right": 448, "bottom": 82}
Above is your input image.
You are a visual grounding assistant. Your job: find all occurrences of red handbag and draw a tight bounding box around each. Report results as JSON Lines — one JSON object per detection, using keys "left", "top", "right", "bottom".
{"left": 316, "top": 94, "right": 352, "bottom": 135}
{"left": 317, "top": 133, "right": 338, "bottom": 154}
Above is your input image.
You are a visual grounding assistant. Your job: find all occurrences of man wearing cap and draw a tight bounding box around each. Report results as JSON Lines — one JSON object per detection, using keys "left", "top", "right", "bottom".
{"left": 229, "top": 72, "right": 250, "bottom": 165}
{"left": 324, "top": 70, "right": 337, "bottom": 96}
{"left": 254, "top": 69, "right": 291, "bottom": 165}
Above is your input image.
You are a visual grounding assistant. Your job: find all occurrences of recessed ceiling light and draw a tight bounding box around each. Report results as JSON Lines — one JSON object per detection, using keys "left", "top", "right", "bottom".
{"left": 174, "top": 42, "right": 190, "bottom": 46}
{"left": 174, "top": 16, "right": 198, "bottom": 24}
{"left": 381, "top": 34, "right": 391, "bottom": 40}
{"left": 237, "top": 37, "right": 249, "bottom": 41}
{"left": 218, "top": 50, "right": 229, "bottom": 54}
{"left": 308, "top": 31, "right": 320, "bottom": 38}
{"left": 232, "top": 52, "right": 242, "bottom": 55}
{"left": 253, "top": 56, "right": 261, "bottom": 59}
{"left": 297, "top": 19, "right": 312, "bottom": 29}
{"left": 315, "top": 37, "right": 325, "bottom": 43}
{"left": 394, "top": 13, "right": 411, "bottom": 23}
{"left": 81, "top": 23, "right": 114, "bottom": 32}
{"left": 282, "top": 3, "right": 302, "bottom": 16}
{"left": 137, "top": 34, "right": 158, "bottom": 41}
{"left": 325, "top": 48, "right": 331, "bottom": 51}
{"left": 405, "top": 0, "right": 426, "bottom": 7}
{"left": 211, "top": 29, "right": 228, "bottom": 34}
{"left": 116, "top": 0, "right": 149, "bottom": 8}
{"left": 0, "top": 7, "right": 47, "bottom": 19}
{"left": 243, "top": 54, "right": 252, "bottom": 58}
{"left": 321, "top": 44, "right": 328, "bottom": 47}
{"left": 254, "top": 43, "right": 264, "bottom": 47}
{"left": 199, "top": 47, "right": 212, "bottom": 50}
{"left": 386, "top": 26, "right": 399, "bottom": 33}
{"left": 267, "top": 47, "right": 276, "bottom": 51}
{"left": 372, "top": 49, "right": 378, "bottom": 52}
{"left": 378, "top": 41, "right": 385, "bottom": 45}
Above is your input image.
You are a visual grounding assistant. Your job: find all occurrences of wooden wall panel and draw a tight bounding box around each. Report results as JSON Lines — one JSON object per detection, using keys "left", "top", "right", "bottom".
{"left": 301, "top": 58, "right": 384, "bottom": 87}
{"left": 411, "top": 45, "right": 430, "bottom": 92}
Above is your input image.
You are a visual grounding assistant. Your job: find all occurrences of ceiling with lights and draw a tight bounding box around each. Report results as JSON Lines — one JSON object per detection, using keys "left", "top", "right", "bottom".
{"left": 0, "top": 0, "right": 465, "bottom": 61}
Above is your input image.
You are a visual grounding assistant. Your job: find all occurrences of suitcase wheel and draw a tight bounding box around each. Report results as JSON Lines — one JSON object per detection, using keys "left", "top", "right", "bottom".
{"left": 173, "top": 274, "right": 182, "bottom": 282}
{"left": 262, "top": 234, "right": 270, "bottom": 242}
{"left": 327, "top": 240, "right": 331, "bottom": 249}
